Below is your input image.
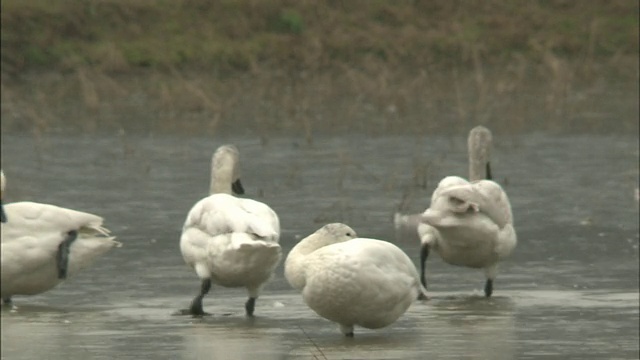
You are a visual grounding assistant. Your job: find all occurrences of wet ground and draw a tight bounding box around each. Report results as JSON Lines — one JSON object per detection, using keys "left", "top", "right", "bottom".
{"left": 1, "top": 132, "right": 638, "bottom": 359}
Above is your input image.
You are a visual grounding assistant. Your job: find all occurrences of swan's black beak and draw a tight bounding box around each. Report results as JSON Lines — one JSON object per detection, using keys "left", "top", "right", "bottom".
{"left": 486, "top": 161, "right": 492, "bottom": 180}
{"left": 232, "top": 179, "right": 245, "bottom": 195}
{"left": 419, "top": 243, "right": 430, "bottom": 289}
{"left": 0, "top": 201, "right": 7, "bottom": 223}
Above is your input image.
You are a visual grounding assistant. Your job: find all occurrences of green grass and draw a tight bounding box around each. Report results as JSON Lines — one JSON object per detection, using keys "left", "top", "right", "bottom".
{"left": 2, "top": 0, "right": 637, "bottom": 73}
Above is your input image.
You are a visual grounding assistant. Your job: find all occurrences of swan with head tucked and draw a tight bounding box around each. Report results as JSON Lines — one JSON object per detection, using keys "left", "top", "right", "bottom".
{"left": 179, "top": 145, "right": 281, "bottom": 317}
{"left": 393, "top": 126, "right": 493, "bottom": 234}
{"left": 418, "top": 126, "right": 517, "bottom": 297}
{"left": 285, "top": 223, "right": 425, "bottom": 337}
{"left": 0, "top": 170, "right": 121, "bottom": 305}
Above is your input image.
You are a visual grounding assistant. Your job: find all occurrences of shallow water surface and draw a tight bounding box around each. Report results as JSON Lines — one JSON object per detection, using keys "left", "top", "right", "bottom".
{"left": 1, "top": 133, "right": 638, "bottom": 359}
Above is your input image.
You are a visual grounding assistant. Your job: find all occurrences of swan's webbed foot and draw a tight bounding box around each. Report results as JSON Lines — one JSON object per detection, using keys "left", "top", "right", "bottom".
{"left": 179, "top": 278, "right": 212, "bottom": 317}
{"left": 245, "top": 297, "right": 256, "bottom": 317}
{"left": 57, "top": 230, "right": 78, "bottom": 279}
{"left": 2, "top": 297, "right": 12, "bottom": 306}
{"left": 484, "top": 278, "right": 493, "bottom": 297}
{"left": 178, "top": 296, "right": 210, "bottom": 317}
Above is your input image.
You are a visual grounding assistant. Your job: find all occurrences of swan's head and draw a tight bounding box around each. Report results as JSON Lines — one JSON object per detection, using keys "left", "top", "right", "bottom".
{"left": 468, "top": 126, "right": 493, "bottom": 181}
{"left": 431, "top": 176, "right": 469, "bottom": 204}
{"left": 285, "top": 223, "right": 358, "bottom": 290}
{"left": 317, "top": 223, "right": 358, "bottom": 242}
{"left": 210, "top": 144, "right": 244, "bottom": 195}
{"left": 0, "top": 170, "right": 7, "bottom": 223}
{"left": 298, "top": 223, "right": 358, "bottom": 251}
{"left": 422, "top": 186, "right": 480, "bottom": 229}
{"left": 427, "top": 194, "right": 479, "bottom": 218}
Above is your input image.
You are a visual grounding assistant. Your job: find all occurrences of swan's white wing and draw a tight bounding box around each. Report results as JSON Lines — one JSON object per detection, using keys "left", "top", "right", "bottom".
{"left": 472, "top": 180, "right": 514, "bottom": 226}
{"left": 429, "top": 181, "right": 512, "bottom": 229}
{"left": 184, "top": 194, "right": 279, "bottom": 241}
{"left": 495, "top": 223, "right": 517, "bottom": 259}
{"left": 1, "top": 234, "right": 60, "bottom": 275}
{"left": 1, "top": 235, "right": 63, "bottom": 296}
{"left": 303, "top": 238, "right": 419, "bottom": 329}
{"left": 430, "top": 176, "right": 470, "bottom": 204}
{"left": 237, "top": 198, "right": 280, "bottom": 242}
{"left": 2, "top": 202, "right": 110, "bottom": 243}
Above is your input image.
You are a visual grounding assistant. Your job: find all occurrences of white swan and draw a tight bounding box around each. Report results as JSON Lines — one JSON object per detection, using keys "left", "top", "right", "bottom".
{"left": 179, "top": 145, "right": 281, "bottom": 317}
{"left": 0, "top": 171, "right": 121, "bottom": 305}
{"left": 418, "top": 126, "right": 517, "bottom": 297}
{"left": 285, "top": 223, "right": 425, "bottom": 337}
{"left": 393, "top": 126, "right": 493, "bottom": 232}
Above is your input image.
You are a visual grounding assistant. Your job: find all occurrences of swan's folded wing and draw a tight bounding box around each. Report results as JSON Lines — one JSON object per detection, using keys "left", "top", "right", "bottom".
{"left": 184, "top": 195, "right": 280, "bottom": 242}
{"left": 2, "top": 202, "right": 111, "bottom": 243}
{"left": 431, "top": 176, "right": 470, "bottom": 203}
{"left": 1, "top": 235, "right": 60, "bottom": 274}
{"left": 432, "top": 181, "right": 513, "bottom": 229}
{"left": 473, "top": 180, "right": 514, "bottom": 227}
{"left": 237, "top": 198, "right": 280, "bottom": 241}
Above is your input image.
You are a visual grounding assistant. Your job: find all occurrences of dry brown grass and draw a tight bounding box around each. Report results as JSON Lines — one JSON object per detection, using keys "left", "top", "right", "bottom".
{"left": 1, "top": 0, "right": 638, "bottom": 137}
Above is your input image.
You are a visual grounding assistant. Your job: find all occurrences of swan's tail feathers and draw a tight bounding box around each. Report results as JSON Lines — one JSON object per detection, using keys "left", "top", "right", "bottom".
{"left": 93, "top": 225, "right": 111, "bottom": 236}
{"left": 66, "top": 235, "right": 121, "bottom": 276}
{"left": 238, "top": 240, "right": 281, "bottom": 252}
{"left": 78, "top": 219, "right": 113, "bottom": 237}
{"left": 110, "top": 238, "right": 123, "bottom": 248}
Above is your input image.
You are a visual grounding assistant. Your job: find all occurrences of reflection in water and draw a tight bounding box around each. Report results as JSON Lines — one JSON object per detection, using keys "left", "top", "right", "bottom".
{"left": 0, "top": 133, "right": 638, "bottom": 359}
{"left": 180, "top": 320, "right": 284, "bottom": 360}
{"left": 416, "top": 296, "right": 517, "bottom": 360}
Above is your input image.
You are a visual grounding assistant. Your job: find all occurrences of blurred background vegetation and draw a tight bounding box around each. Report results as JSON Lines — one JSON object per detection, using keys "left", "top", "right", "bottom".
{"left": 1, "top": 0, "right": 638, "bottom": 138}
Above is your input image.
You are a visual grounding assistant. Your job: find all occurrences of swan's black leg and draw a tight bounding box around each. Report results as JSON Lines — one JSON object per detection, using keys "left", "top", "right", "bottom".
{"left": 57, "top": 230, "right": 78, "bottom": 279}
{"left": 245, "top": 297, "right": 256, "bottom": 316}
{"left": 181, "top": 278, "right": 212, "bottom": 317}
{"left": 486, "top": 161, "right": 492, "bottom": 180}
{"left": 419, "top": 244, "right": 430, "bottom": 289}
{"left": 484, "top": 278, "right": 493, "bottom": 297}
{"left": 0, "top": 201, "right": 7, "bottom": 223}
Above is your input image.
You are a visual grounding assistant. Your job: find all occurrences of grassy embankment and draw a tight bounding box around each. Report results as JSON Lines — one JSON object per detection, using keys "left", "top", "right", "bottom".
{"left": 1, "top": 0, "right": 638, "bottom": 138}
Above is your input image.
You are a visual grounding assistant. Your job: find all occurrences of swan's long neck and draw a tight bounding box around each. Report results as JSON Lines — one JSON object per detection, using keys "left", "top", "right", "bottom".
{"left": 209, "top": 161, "right": 234, "bottom": 195}
{"left": 209, "top": 146, "right": 239, "bottom": 195}
{"left": 285, "top": 233, "right": 334, "bottom": 291}
{"left": 468, "top": 126, "right": 492, "bottom": 181}
{"left": 1, "top": 170, "right": 5, "bottom": 196}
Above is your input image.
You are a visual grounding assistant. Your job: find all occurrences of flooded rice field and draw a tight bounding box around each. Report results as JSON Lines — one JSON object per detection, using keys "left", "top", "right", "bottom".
{"left": 1, "top": 132, "right": 638, "bottom": 359}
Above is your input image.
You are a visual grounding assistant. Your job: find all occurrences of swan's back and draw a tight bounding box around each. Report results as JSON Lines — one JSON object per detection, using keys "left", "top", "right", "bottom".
{"left": 423, "top": 177, "right": 516, "bottom": 267}
{"left": 183, "top": 193, "right": 279, "bottom": 242}
{"left": 431, "top": 179, "right": 513, "bottom": 229}
{"left": 2, "top": 202, "right": 110, "bottom": 241}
